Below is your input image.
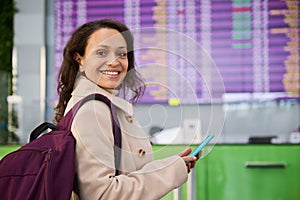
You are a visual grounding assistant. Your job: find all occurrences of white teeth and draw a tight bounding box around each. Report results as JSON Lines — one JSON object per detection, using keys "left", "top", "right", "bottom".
{"left": 101, "top": 71, "right": 118, "bottom": 75}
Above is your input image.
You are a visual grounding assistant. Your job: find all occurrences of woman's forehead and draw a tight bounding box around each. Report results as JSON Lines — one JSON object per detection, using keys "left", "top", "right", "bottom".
{"left": 86, "top": 28, "right": 127, "bottom": 50}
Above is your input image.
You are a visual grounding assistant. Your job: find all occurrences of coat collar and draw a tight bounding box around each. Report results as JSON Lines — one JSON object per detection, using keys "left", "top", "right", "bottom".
{"left": 71, "top": 75, "right": 133, "bottom": 116}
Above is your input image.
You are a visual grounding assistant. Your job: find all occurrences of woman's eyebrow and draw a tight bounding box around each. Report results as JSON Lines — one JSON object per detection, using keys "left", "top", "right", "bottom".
{"left": 95, "top": 45, "right": 126, "bottom": 49}
{"left": 96, "top": 44, "right": 109, "bottom": 49}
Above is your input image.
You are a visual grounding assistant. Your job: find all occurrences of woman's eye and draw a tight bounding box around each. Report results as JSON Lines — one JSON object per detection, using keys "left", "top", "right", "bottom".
{"left": 118, "top": 52, "right": 127, "bottom": 57}
{"left": 96, "top": 51, "right": 106, "bottom": 56}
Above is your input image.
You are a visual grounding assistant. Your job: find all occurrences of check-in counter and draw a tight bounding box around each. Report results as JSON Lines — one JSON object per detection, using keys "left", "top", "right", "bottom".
{"left": 153, "top": 144, "right": 300, "bottom": 200}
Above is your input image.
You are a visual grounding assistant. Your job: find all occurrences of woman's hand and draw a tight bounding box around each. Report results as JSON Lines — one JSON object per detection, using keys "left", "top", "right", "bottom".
{"left": 178, "top": 148, "right": 201, "bottom": 173}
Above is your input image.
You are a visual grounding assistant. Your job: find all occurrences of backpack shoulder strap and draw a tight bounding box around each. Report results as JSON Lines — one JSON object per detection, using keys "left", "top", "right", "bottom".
{"left": 60, "top": 93, "right": 122, "bottom": 175}
{"left": 29, "top": 122, "right": 58, "bottom": 142}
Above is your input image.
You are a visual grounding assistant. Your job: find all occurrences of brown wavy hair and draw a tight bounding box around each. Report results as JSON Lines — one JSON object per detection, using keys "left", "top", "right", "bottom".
{"left": 54, "top": 19, "right": 145, "bottom": 123}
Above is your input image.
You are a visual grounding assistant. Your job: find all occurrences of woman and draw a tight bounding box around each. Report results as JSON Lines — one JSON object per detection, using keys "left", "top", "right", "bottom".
{"left": 55, "top": 19, "right": 200, "bottom": 200}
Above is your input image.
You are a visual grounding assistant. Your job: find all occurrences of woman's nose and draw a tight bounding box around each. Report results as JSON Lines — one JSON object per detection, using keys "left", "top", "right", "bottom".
{"left": 106, "top": 56, "right": 119, "bottom": 66}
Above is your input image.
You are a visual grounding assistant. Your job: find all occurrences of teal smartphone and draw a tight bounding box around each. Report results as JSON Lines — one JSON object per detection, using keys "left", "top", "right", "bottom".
{"left": 189, "top": 134, "right": 215, "bottom": 157}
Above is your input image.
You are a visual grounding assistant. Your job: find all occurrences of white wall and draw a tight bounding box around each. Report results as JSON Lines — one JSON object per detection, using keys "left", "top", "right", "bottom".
{"left": 45, "top": 0, "right": 56, "bottom": 122}
{"left": 14, "top": 0, "right": 46, "bottom": 143}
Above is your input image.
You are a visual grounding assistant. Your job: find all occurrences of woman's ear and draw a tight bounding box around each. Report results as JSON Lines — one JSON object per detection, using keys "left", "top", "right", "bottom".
{"left": 74, "top": 53, "right": 84, "bottom": 72}
{"left": 74, "top": 52, "right": 81, "bottom": 62}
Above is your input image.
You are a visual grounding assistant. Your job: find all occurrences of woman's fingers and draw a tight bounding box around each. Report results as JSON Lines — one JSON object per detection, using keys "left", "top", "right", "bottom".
{"left": 183, "top": 155, "right": 197, "bottom": 163}
{"left": 178, "top": 148, "right": 192, "bottom": 157}
{"left": 178, "top": 148, "right": 203, "bottom": 173}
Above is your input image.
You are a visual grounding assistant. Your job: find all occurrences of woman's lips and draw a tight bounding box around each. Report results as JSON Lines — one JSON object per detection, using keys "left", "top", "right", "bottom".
{"left": 100, "top": 70, "right": 121, "bottom": 78}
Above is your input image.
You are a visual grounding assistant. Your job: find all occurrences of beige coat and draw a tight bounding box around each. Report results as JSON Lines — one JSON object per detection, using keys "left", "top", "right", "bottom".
{"left": 66, "top": 75, "right": 188, "bottom": 200}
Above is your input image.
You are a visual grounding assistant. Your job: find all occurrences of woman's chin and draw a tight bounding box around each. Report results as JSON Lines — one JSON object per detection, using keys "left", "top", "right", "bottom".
{"left": 98, "top": 82, "right": 121, "bottom": 90}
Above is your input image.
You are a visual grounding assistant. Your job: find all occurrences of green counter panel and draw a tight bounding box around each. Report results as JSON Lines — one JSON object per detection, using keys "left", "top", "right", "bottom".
{"left": 153, "top": 144, "right": 300, "bottom": 200}
{"left": 0, "top": 145, "right": 19, "bottom": 159}
{"left": 205, "top": 145, "right": 300, "bottom": 200}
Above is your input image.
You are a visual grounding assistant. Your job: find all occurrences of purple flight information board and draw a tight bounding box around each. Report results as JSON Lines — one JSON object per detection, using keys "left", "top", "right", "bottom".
{"left": 54, "top": 0, "right": 300, "bottom": 104}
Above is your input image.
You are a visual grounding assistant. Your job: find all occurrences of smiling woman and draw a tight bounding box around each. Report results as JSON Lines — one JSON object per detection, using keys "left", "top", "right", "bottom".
{"left": 74, "top": 28, "right": 129, "bottom": 90}
{"left": 54, "top": 19, "right": 201, "bottom": 200}
{"left": 55, "top": 19, "right": 145, "bottom": 124}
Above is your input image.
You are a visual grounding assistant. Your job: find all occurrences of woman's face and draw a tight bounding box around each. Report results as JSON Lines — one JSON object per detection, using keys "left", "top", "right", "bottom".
{"left": 76, "top": 28, "right": 128, "bottom": 89}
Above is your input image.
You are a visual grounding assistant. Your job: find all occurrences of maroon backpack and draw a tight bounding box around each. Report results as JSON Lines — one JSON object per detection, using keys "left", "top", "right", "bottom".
{"left": 0, "top": 93, "right": 121, "bottom": 200}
